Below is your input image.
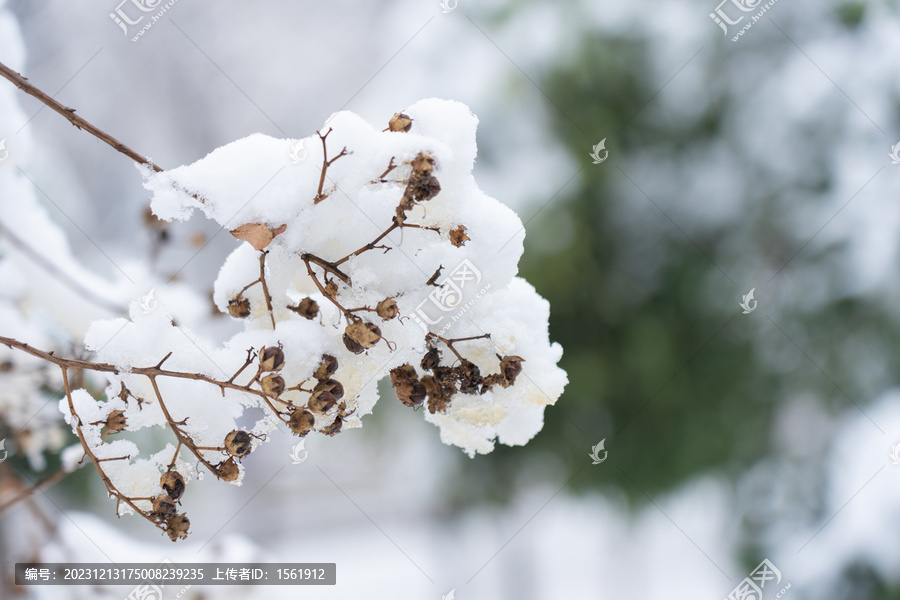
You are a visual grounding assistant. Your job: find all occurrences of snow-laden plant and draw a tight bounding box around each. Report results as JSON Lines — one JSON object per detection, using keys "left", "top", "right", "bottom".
{"left": 0, "top": 56, "right": 567, "bottom": 542}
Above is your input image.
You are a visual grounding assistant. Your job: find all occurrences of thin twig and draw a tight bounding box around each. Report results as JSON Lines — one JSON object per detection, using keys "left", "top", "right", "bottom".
{"left": 0, "top": 59, "right": 164, "bottom": 172}
{"left": 0, "top": 222, "right": 127, "bottom": 314}
{"left": 0, "top": 465, "right": 71, "bottom": 515}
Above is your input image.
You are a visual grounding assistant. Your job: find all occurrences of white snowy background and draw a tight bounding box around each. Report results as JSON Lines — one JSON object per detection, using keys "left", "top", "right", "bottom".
{"left": 2, "top": 0, "right": 900, "bottom": 598}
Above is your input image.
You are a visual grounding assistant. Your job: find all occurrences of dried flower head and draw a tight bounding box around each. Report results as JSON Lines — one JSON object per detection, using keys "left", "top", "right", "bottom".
{"left": 376, "top": 298, "right": 399, "bottom": 320}
{"left": 261, "top": 373, "right": 286, "bottom": 397}
{"left": 289, "top": 409, "right": 316, "bottom": 436}
{"left": 288, "top": 297, "right": 319, "bottom": 320}
{"left": 259, "top": 345, "right": 285, "bottom": 372}
{"left": 105, "top": 410, "right": 127, "bottom": 434}
{"left": 388, "top": 112, "right": 413, "bottom": 132}
{"left": 228, "top": 296, "right": 251, "bottom": 319}
{"left": 224, "top": 430, "right": 253, "bottom": 458}
{"left": 166, "top": 513, "right": 190, "bottom": 542}
{"left": 160, "top": 471, "right": 185, "bottom": 501}
{"left": 313, "top": 354, "right": 339, "bottom": 380}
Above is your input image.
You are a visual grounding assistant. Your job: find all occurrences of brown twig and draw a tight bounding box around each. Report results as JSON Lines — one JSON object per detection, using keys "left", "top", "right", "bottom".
{"left": 60, "top": 367, "right": 164, "bottom": 531}
{"left": 0, "top": 222, "right": 128, "bottom": 314}
{"left": 314, "top": 128, "right": 349, "bottom": 204}
{"left": 0, "top": 465, "right": 71, "bottom": 516}
{"left": 426, "top": 333, "right": 492, "bottom": 362}
{"left": 258, "top": 252, "right": 276, "bottom": 329}
{"left": 0, "top": 60, "right": 164, "bottom": 172}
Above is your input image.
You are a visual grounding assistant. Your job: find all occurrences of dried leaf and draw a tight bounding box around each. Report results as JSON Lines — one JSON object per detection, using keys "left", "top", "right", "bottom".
{"left": 229, "top": 223, "right": 287, "bottom": 251}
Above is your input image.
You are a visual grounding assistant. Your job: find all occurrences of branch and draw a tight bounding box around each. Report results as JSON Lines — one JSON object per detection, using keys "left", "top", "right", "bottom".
{"left": 0, "top": 59, "right": 164, "bottom": 172}
{"left": 313, "top": 128, "right": 348, "bottom": 204}
{"left": 0, "top": 221, "right": 128, "bottom": 314}
{"left": 0, "top": 465, "right": 71, "bottom": 516}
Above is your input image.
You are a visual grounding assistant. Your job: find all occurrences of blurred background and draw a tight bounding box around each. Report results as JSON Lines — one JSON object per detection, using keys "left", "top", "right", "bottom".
{"left": 2, "top": 0, "right": 900, "bottom": 598}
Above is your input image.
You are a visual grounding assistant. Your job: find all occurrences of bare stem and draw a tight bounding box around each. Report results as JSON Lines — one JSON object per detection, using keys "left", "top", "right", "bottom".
{"left": 314, "top": 128, "right": 349, "bottom": 204}
{"left": 0, "top": 59, "right": 164, "bottom": 172}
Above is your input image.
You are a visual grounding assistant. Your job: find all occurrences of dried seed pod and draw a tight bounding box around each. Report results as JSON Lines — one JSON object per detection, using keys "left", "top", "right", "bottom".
{"left": 228, "top": 296, "right": 251, "bottom": 319}
{"left": 215, "top": 458, "right": 240, "bottom": 482}
{"left": 420, "top": 347, "right": 440, "bottom": 371}
{"left": 499, "top": 355, "right": 525, "bottom": 386}
{"left": 450, "top": 225, "right": 470, "bottom": 247}
{"left": 160, "top": 471, "right": 185, "bottom": 501}
{"left": 314, "top": 378, "right": 344, "bottom": 401}
{"left": 314, "top": 354, "right": 339, "bottom": 380}
{"left": 410, "top": 153, "right": 435, "bottom": 174}
{"left": 166, "top": 513, "right": 190, "bottom": 542}
{"left": 456, "top": 359, "right": 483, "bottom": 395}
{"left": 261, "top": 373, "right": 286, "bottom": 397}
{"left": 322, "top": 416, "right": 343, "bottom": 437}
{"left": 224, "top": 430, "right": 253, "bottom": 458}
{"left": 412, "top": 175, "right": 441, "bottom": 202}
{"left": 289, "top": 409, "right": 316, "bottom": 436}
{"left": 288, "top": 297, "right": 319, "bottom": 320}
{"left": 343, "top": 333, "right": 364, "bottom": 354}
{"left": 343, "top": 321, "right": 382, "bottom": 354}
{"left": 481, "top": 373, "right": 506, "bottom": 392}
{"left": 151, "top": 494, "right": 176, "bottom": 518}
{"left": 308, "top": 390, "right": 337, "bottom": 414}
{"left": 105, "top": 410, "right": 127, "bottom": 433}
{"left": 376, "top": 298, "right": 399, "bottom": 320}
{"left": 388, "top": 112, "right": 413, "bottom": 132}
{"left": 390, "top": 364, "right": 426, "bottom": 408}
{"left": 423, "top": 375, "right": 452, "bottom": 414}
{"left": 259, "top": 345, "right": 285, "bottom": 371}
{"left": 324, "top": 280, "right": 339, "bottom": 298}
